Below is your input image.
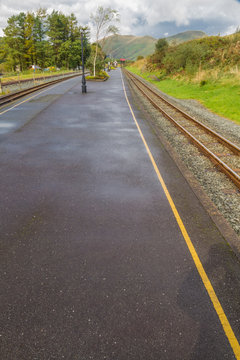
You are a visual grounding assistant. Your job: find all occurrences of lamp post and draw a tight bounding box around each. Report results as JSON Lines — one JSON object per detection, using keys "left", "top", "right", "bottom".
{"left": 81, "top": 33, "right": 87, "bottom": 93}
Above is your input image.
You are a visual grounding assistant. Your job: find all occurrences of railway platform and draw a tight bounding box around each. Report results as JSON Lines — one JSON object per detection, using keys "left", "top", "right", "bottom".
{"left": 0, "top": 68, "right": 240, "bottom": 359}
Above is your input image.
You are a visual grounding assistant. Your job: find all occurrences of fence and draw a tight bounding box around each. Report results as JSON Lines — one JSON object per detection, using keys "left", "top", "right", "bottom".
{"left": 0, "top": 72, "right": 80, "bottom": 95}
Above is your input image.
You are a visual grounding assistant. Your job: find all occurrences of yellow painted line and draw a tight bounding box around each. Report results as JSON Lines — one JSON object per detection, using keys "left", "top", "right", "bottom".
{"left": 121, "top": 70, "right": 240, "bottom": 359}
{"left": 0, "top": 84, "right": 60, "bottom": 116}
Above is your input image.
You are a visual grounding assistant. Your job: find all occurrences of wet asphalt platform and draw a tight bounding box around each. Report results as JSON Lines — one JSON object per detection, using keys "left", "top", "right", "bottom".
{"left": 1, "top": 69, "right": 240, "bottom": 359}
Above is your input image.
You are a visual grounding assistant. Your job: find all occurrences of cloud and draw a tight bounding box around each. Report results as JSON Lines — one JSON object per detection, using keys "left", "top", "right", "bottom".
{"left": 0, "top": 0, "right": 240, "bottom": 37}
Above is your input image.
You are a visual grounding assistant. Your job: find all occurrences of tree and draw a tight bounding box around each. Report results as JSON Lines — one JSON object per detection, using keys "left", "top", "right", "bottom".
{"left": 68, "top": 13, "right": 80, "bottom": 42}
{"left": 33, "top": 8, "right": 48, "bottom": 68}
{"left": 79, "top": 26, "right": 91, "bottom": 69}
{"left": 3, "top": 10, "right": 48, "bottom": 70}
{"left": 90, "top": 6, "right": 119, "bottom": 77}
{"left": 86, "top": 43, "right": 105, "bottom": 75}
{"left": 155, "top": 38, "right": 168, "bottom": 53}
{"left": 0, "top": 37, "right": 7, "bottom": 64}
{"left": 148, "top": 38, "right": 169, "bottom": 67}
{"left": 47, "top": 11, "right": 70, "bottom": 66}
{"left": 2, "top": 9, "right": 91, "bottom": 71}
{"left": 24, "top": 12, "right": 36, "bottom": 67}
{"left": 4, "top": 13, "right": 26, "bottom": 71}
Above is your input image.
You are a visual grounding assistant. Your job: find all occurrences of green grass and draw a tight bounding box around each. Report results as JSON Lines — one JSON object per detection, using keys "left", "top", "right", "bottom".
{"left": 126, "top": 66, "right": 240, "bottom": 124}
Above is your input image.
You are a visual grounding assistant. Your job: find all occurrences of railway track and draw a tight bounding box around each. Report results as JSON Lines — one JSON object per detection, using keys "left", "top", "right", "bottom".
{"left": 124, "top": 69, "right": 240, "bottom": 190}
{"left": 0, "top": 72, "right": 86, "bottom": 108}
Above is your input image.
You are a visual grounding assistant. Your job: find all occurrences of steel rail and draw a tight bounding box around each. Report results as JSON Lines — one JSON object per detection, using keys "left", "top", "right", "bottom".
{"left": 0, "top": 72, "right": 87, "bottom": 108}
{"left": 124, "top": 69, "right": 240, "bottom": 190}
{"left": 125, "top": 69, "right": 240, "bottom": 154}
{"left": 1, "top": 71, "right": 77, "bottom": 86}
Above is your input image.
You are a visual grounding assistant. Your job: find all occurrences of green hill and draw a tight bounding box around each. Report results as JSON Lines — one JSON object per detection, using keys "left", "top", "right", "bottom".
{"left": 101, "top": 34, "right": 156, "bottom": 60}
{"left": 101, "top": 31, "right": 207, "bottom": 60}
{"left": 167, "top": 30, "right": 206, "bottom": 44}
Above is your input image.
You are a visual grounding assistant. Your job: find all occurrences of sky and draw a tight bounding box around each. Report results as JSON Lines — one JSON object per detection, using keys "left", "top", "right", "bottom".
{"left": 0, "top": 0, "right": 240, "bottom": 38}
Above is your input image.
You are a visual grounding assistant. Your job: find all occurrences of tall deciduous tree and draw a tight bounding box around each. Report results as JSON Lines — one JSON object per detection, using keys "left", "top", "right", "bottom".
{"left": 90, "top": 6, "right": 119, "bottom": 77}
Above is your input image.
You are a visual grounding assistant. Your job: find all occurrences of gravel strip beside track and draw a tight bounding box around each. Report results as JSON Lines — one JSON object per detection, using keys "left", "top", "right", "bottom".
{"left": 125, "top": 73, "right": 240, "bottom": 237}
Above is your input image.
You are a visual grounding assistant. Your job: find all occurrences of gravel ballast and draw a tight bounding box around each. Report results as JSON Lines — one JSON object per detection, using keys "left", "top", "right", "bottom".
{"left": 125, "top": 72, "right": 240, "bottom": 243}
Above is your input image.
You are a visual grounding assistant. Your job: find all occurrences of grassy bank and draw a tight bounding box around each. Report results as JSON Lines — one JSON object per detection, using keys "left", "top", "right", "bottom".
{"left": 126, "top": 65, "right": 240, "bottom": 124}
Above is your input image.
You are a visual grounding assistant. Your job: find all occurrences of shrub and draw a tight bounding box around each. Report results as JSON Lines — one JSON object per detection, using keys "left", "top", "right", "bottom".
{"left": 155, "top": 38, "right": 168, "bottom": 53}
{"left": 161, "top": 40, "right": 212, "bottom": 74}
{"left": 200, "top": 79, "right": 207, "bottom": 86}
{"left": 86, "top": 55, "right": 104, "bottom": 75}
{"left": 86, "top": 70, "right": 109, "bottom": 80}
{"left": 99, "top": 70, "right": 109, "bottom": 78}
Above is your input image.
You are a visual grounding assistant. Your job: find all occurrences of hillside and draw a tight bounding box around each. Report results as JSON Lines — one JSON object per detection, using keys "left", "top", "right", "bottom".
{"left": 101, "top": 31, "right": 207, "bottom": 60}
{"left": 101, "top": 35, "right": 156, "bottom": 60}
{"left": 167, "top": 30, "right": 206, "bottom": 44}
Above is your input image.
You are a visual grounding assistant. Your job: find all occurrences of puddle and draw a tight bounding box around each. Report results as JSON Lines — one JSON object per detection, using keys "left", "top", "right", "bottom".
{"left": 0, "top": 121, "right": 15, "bottom": 133}
{"left": 0, "top": 122, "right": 15, "bottom": 128}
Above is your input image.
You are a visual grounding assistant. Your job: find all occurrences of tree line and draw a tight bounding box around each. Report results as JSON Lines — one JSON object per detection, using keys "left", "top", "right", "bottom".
{"left": 0, "top": 9, "right": 91, "bottom": 72}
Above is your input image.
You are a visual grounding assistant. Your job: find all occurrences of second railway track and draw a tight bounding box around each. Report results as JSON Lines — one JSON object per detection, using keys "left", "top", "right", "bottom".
{"left": 124, "top": 69, "right": 240, "bottom": 191}
{"left": 0, "top": 72, "right": 87, "bottom": 108}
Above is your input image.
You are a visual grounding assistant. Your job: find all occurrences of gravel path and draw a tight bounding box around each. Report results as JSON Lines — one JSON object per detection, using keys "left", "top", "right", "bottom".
{"left": 125, "top": 72, "right": 240, "bottom": 239}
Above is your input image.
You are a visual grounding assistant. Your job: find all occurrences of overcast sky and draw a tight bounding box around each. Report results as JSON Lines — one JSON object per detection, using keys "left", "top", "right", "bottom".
{"left": 0, "top": 0, "right": 240, "bottom": 38}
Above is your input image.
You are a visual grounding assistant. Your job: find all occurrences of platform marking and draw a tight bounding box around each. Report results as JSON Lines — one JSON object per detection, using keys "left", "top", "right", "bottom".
{"left": 121, "top": 70, "right": 240, "bottom": 359}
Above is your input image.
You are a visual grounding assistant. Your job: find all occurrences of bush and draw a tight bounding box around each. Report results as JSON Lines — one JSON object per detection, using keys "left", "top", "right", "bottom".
{"left": 86, "top": 70, "right": 109, "bottom": 80}
{"left": 200, "top": 80, "right": 207, "bottom": 86}
{"left": 86, "top": 55, "right": 105, "bottom": 75}
{"left": 0, "top": 62, "right": 12, "bottom": 73}
{"left": 148, "top": 38, "right": 169, "bottom": 67}
{"left": 146, "top": 34, "right": 240, "bottom": 77}
{"left": 155, "top": 38, "right": 168, "bottom": 53}
{"left": 162, "top": 40, "right": 211, "bottom": 74}
{"left": 99, "top": 70, "right": 109, "bottom": 77}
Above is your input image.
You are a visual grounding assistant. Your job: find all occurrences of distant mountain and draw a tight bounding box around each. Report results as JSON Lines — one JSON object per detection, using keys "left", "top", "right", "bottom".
{"left": 101, "top": 31, "right": 207, "bottom": 60}
{"left": 101, "top": 35, "right": 156, "bottom": 61}
{"left": 166, "top": 30, "right": 206, "bottom": 44}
